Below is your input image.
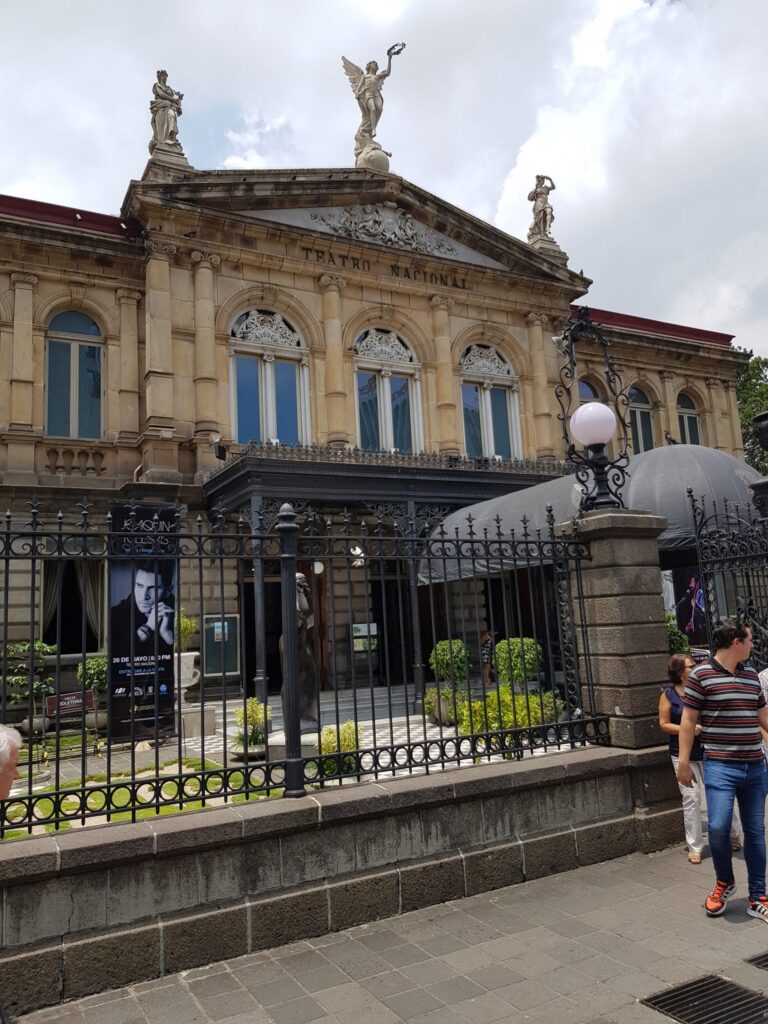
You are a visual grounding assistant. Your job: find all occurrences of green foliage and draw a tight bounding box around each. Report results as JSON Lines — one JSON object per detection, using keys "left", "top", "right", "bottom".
{"left": 0, "top": 641, "right": 56, "bottom": 705}
{"left": 234, "top": 698, "right": 272, "bottom": 748}
{"left": 424, "top": 686, "right": 470, "bottom": 723}
{"left": 178, "top": 608, "right": 198, "bottom": 652}
{"left": 493, "top": 638, "right": 543, "bottom": 686}
{"left": 428, "top": 639, "right": 469, "bottom": 682}
{"left": 457, "top": 684, "right": 561, "bottom": 739}
{"left": 76, "top": 656, "right": 108, "bottom": 694}
{"left": 320, "top": 720, "right": 359, "bottom": 777}
{"left": 735, "top": 347, "right": 768, "bottom": 476}
{"left": 666, "top": 612, "right": 691, "bottom": 655}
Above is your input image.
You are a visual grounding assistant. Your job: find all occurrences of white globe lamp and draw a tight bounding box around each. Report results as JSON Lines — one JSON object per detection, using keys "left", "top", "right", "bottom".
{"left": 570, "top": 402, "right": 617, "bottom": 448}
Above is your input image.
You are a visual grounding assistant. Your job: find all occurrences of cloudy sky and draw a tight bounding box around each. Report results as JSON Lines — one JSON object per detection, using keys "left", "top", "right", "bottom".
{"left": 1, "top": 0, "right": 765, "bottom": 352}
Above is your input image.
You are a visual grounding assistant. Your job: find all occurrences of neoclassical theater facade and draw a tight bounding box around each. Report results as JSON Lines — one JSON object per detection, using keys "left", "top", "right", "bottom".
{"left": 0, "top": 144, "right": 746, "bottom": 688}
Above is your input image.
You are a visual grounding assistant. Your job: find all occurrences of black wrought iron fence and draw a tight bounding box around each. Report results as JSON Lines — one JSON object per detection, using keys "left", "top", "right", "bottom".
{"left": 0, "top": 500, "right": 607, "bottom": 837}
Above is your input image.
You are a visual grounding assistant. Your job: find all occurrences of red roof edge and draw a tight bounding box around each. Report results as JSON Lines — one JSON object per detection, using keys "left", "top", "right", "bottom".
{"left": 571, "top": 305, "right": 734, "bottom": 348}
{"left": 0, "top": 193, "right": 143, "bottom": 241}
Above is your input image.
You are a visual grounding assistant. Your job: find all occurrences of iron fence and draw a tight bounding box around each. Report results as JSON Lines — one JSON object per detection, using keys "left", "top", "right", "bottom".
{"left": 0, "top": 500, "right": 607, "bottom": 837}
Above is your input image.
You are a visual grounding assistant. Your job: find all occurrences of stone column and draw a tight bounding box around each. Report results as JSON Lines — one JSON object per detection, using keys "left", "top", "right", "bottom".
{"left": 558, "top": 509, "right": 669, "bottom": 749}
{"left": 526, "top": 312, "right": 555, "bottom": 458}
{"left": 116, "top": 289, "right": 141, "bottom": 439}
{"left": 430, "top": 296, "right": 459, "bottom": 454}
{"left": 141, "top": 240, "right": 181, "bottom": 482}
{"left": 9, "top": 273, "right": 38, "bottom": 430}
{"left": 191, "top": 250, "right": 221, "bottom": 439}
{"left": 320, "top": 274, "right": 348, "bottom": 446}
{"left": 705, "top": 376, "right": 725, "bottom": 450}
{"left": 659, "top": 371, "right": 676, "bottom": 439}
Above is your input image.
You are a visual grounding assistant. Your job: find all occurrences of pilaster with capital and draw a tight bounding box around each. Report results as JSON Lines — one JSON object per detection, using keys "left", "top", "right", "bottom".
{"left": 9, "top": 273, "right": 38, "bottom": 430}
{"left": 430, "top": 295, "right": 459, "bottom": 454}
{"left": 320, "top": 274, "right": 348, "bottom": 446}
{"left": 724, "top": 380, "right": 744, "bottom": 457}
{"left": 144, "top": 241, "right": 176, "bottom": 430}
{"left": 116, "top": 289, "right": 141, "bottom": 438}
{"left": 191, "top": 250, "right": 221, "bottom": 438}
{"left": 705, "top": 376, "right": 726, "bottom": 451}
{"left": 526, "top": 311, "right": 555, "bottom": 457}
{"left": 658, "top": 371, "right": 676, "bottom": 439}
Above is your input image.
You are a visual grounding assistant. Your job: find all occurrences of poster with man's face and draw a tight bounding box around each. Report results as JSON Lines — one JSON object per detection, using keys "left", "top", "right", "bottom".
{"left": 672, "top": 565, "right": 709, "bottom": 648}
{"left": 109, "top": 504, "right": 178, "bottom": 740}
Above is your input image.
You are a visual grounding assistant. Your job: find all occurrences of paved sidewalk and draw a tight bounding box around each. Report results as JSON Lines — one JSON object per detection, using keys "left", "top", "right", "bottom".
{"left": 18, "top": 843, "right": 768, "bottom": 1024}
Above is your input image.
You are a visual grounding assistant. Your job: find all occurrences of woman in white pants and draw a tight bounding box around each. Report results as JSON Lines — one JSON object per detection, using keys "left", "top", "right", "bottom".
{"left": 659, "top": 654, "right": 741, "bottom": 863}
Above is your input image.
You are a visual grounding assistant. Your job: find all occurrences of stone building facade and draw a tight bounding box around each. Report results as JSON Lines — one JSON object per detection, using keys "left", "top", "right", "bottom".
{"left": 0, "top": 149, "right": 747, "bottom": 690}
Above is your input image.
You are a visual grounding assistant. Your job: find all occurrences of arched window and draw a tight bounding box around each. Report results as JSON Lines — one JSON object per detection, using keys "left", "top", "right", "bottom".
{"left": 45, "top": 311, "right": 103, "bottom": 439}
{"left": 677, "top": 392, "right": 701, "bottom": 445}
{"left": 460, "top": 345, "right": 522, "bottom": 460}
{"left": 578, "top": 379, "right": 599, "bottom": 402}
{"left": 353, "top": 329, "right": 422, "bottom": 453}
{"left": 628, "top": 386, "right": 654, "bottom": 453}
{"left": 230, "top": 310, "right": 310, "bottom": 445}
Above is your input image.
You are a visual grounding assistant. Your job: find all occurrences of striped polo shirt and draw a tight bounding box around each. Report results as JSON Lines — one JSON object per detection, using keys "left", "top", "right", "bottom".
{"left": 683, "top": 658, "right": 765, "bottom": 762}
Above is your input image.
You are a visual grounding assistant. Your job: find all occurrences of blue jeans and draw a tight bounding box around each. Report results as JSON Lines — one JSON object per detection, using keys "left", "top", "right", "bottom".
{"left": 704, "top": 757, "right": 768, "bottom": 900}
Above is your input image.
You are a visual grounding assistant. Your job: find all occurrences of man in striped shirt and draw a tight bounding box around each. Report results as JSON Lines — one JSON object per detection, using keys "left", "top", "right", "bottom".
{"left": 678, "top": 619, "right": 768, "bottom": 919}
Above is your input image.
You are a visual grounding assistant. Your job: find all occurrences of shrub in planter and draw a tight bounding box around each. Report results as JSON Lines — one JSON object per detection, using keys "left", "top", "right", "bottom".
{"left": 424, "top": 685, "right": 470, "bottom": 724}
{"left": 76, "top": 656, "right": 108, "bottom": 695}
{"left": 234, "top": 698, "right": 272, "bottom": 749}
{"left": 494, "top": 637, "right": 543, "bottom": 687}
{"left": 1, "top": 641, "right": 56, "bottom": 707}
{"left": 428, "top": 639, "right": 469, "bottom": 683}
{"left": 457, "top": 684, "right": 561, "bottom": 739}
{"left": 666, "top": 612, "right": 691, "bottom": 655}
{"left": 320, "top": 720, "right": 359, "bottom": 777}
{"left": 179, "top": 609, "right": 198, "bottom": 652}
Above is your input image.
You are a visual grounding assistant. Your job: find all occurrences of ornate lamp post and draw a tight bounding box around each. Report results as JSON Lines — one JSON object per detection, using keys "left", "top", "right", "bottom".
{"left": 555, "top": 307, "right": 631, "bottom": 512}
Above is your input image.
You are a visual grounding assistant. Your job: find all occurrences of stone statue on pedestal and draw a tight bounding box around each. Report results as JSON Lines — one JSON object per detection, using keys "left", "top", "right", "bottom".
{"left": 149, "top": 69, "right": 184, "bottom": 154}
{"left": 280, "top": 573, "right": 319, "bottom": 731}
{"left": 527, "top": 175, "right": 556, "bottom": 240}
{"left": 342, "top": 43, "right": 405, "bottom": 172}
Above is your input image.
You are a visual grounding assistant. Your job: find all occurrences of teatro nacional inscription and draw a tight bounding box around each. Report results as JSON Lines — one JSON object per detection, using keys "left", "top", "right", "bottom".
{"left": 299, "top": 245, "right": 468, "bottom": 289}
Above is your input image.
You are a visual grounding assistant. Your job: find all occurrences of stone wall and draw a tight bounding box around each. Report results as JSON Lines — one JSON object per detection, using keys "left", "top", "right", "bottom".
{"left": 0, "top": 745, "right": 682, "bottom": 1017}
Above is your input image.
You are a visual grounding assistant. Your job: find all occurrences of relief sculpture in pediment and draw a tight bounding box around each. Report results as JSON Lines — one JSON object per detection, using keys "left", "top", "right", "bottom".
{"left": 310, "top": 204, "right": 457, "bottom": 258}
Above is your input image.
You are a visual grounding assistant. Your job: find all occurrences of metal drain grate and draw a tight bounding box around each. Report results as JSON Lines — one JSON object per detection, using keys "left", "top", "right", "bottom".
{"left": 642, "top": 974, "right": 768, "bottom": 1024}
{"left": 746, "top": 951, "right": 768, "bottom": 971}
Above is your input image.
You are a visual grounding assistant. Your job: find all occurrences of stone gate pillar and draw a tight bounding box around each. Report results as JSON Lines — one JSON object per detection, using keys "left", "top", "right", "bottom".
{"left": 559, "top": 509, "right": 669, "bottom": 748}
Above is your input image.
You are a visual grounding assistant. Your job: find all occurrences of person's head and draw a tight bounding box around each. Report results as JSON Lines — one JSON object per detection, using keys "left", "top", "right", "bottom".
{"left": 667, "top": 653, "right": 695, "bottom": 687}
{"left": 481, "top": 630, "right": 490, "bottom": 642}
{"left": 689, "top": 574, "right": 700, "bottom": 589}
{"left": 712, "top": 618, "right": 753, "bottom": 658}
{"left": 366, "top": 60, "right": 378, "bottom": 73}
{"left": 157, "top": 69, "right": 168, "bottom": 83}
{"left": 132, "top": 561, "right": 173, "bottom": 615}
{"left": 0, "top": 725, "right": 22, "bottom": 800}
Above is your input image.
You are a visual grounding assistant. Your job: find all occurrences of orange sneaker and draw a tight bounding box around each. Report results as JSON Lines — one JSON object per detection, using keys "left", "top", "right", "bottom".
{"left": 747, "top": 896, "right": 768, "bottom": 921}
{"left": 705, "top": 879, "right": 735, "bottom": 916}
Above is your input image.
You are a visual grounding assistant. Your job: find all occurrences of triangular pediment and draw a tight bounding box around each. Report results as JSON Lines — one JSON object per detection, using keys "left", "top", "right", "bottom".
{"left": 123, "top": 167, "right": 589, "bottom": 291}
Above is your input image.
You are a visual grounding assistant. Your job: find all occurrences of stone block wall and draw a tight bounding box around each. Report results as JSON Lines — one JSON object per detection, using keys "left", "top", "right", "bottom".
{"left": 0, "top": 745, "right": 681, "bottom": 1016}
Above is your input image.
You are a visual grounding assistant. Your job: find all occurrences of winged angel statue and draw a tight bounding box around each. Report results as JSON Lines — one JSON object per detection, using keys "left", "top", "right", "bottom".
{"left": 342, "top": 43, "right": 405, "bottom": 169}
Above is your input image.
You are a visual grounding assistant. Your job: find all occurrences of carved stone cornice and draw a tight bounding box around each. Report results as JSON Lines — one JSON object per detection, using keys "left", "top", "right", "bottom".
{"left": 430, "top": 295, "right": 454, "bottom": 312}
{"left": 145, "top": 240, "right": 177, "bottom": 260}
{"left": 319, "top": 274, "right": 347, "bottom": 292}
{"left": 705, "top": 376, "right": 721, "bottom": 389}
{"left": 116, "top": 289, "right": 142, "bottom": 303}
{"left": 191, "top": 250, "right": 221, "bottom": 269}
{"left": 659, "top": 370, "right": 676, "bottom": 381}
{"left": 10, "top": 273, "right": 38, "bottom": 288}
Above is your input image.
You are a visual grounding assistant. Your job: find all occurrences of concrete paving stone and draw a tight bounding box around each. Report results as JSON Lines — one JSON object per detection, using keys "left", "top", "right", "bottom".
{"left": 604, "top": 971, "right": 669, "bottom": 999}
{"left": 81, "top": 996, "right": 147, "bottom": 1024}
{"left": 417, "top": 933, "right": 470, "bottom": 956}
{"left": 635, "top": 932, "right": 696, "bottom": 958}
{"left": 333, "top": 1001, "right": 401, "bottom": 1024}
{"left": 494, "top": 979, "right": 551, "bottom": 1011}
{"left": 195, "top": 989, "right": 265, "bottom": 1021}
{"left": 526, "top": 994, "right": 597, "bottom": 1024}
{"left": 382, "top": 987, "right": 445, "bottom": 1020}
{"left": 314, "top": 982, "right": 376, "bottom": 1014}
{"left": 187, "top": 973, "right": 245, "bottom": 999}
{"left": 20, "top": 1011, "right": 85, "bottom": 1024}
{"left": 355, "top": 927, "right": 408, "bottom": 951}
{"left": 676, "top": 945, "right": 742, "bottom": 971}
{"left": 465, "top": 964, "right": 527, "bottom": 991}
{"left": 359, "top": 969, "right": 418, "bottom": 999}
{"left": 292, "top": 965, "right": 351, "bottom": 993}
{"left": 643, "top": 956, "right": 707, "bottom": 985}
{"left": 545, "top": 916, "right": 599, "bottom": 938}
{"left": 606, "top": 1001, "right": 669, "bottom": 1024}
{"left": 541, "top": 963, "right": 600, "bottom": 996}
{"left": 607, "top": 919, "right": 663, "bottom": 942}
{"left": 578, "top": 957, "right": 628, "bottom": 982}
{"left": 279, "top": 950, "right": 334, "bottom": 975}
{"left": 576, "top": 907, "right": 633, "bottom": 930}
{"left": 182, "top": 963, "right": 232, "bottom": 982}
{"left": 606, "top": 943, "right": 664, "bottom": 969}
{"left": 211, "top": 1012, "right": 277, "bottom": 1024}
{"left": 721, "top": 962, "right": 768, "bottom": 995}
{"left": 425, "top": 975, "right": 485, "bottom": 1004}
{"left": 408, "top": 1007, "right": 466, "bottom": 1024}
{"left": 307, "top": 933, "right": 349, "bottom": 949}
{"left": 135, "top": 997, "right": 206, "bottom": 1024}
{"left": 575, "top": 984, "right": 636, "bottom": 1017}
{"left": 545, "top": 940, "right": 602, "bottom": 965}
{"left": 131, "top": 978, "right": 180, "bottom": 994}
{"left": 229, "top": 960, "right": 291, "bottom": 989}
{"left": 504, "top": 950, "right": 563, "bottom": 978}
{"left": 451, "top": 990, "right": 516, "bottom": 1023}
{"left": 379, "top": 942, "right": 434, "bottom": 968}
{"left": 471, "top": 935, "right": 530, "bottom": 961}
{"left": 76, "top": 990, "right": 133, "bottom": 1009}
{"left": 252, "top": 977, "right": 307, "bottom": 1006}
{"left": 502, "top": 926, "right": 563, "bottom": 952}
{"left": 439, "top": 947, "right": 496, "bottom": 972}
{"left": 267, "top": 995, "right": 329, "bottom": 1024}
{"left": 401, "top": 959, "right": 458, "bottom": 985}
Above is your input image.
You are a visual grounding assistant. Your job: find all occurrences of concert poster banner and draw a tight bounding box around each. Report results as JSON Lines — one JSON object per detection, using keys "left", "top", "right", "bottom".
{"left": 672, "top": 565, "right": 709, "bottom": 648}
{"left": 109, "top": 502, "right": 179, "bottom": 741}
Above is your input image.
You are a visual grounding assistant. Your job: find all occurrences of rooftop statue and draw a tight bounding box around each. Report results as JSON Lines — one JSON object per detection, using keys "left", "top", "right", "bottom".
{"left": 149, "top": 69, "right": 184, "bottom": 154}
{"left": 527, "top": 174, "right": 556, "bottom": 241}
{"left": 342, "top": 43, "right": 405, "bottom": 172}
